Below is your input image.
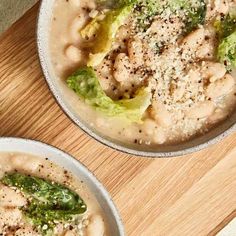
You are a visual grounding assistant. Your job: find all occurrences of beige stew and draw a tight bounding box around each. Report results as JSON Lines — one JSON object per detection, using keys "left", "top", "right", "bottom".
{"left": 50, "top": 0, "right": 236, "bottom": 146}
{"left": 0, "top": 152, "right": 108, "bottom": 236}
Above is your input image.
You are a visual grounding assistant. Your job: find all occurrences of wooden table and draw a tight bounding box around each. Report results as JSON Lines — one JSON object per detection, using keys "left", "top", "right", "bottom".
{"left": 1, "top": 4, "right": 236, "bottom": 236}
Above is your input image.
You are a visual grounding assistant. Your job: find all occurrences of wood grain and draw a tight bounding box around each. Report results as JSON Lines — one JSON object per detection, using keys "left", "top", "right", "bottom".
{"left": 0, "top": 4, "right": 236, "bottom": 236}
{"left": 209, "top": 210, "right": 236, "bottom": 236}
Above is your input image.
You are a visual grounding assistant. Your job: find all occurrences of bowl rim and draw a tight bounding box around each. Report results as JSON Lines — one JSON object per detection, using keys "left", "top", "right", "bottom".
{"left": 0, "top": 137, "right": 125, "bottom": 235}
{"left": 36, "top": 0, "right": 236, "bottom": 158}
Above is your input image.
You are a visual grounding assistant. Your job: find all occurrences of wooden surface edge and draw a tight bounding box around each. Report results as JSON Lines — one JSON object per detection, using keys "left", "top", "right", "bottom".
{"left": 0, "top": 3, "right": 236, "bottom": 236}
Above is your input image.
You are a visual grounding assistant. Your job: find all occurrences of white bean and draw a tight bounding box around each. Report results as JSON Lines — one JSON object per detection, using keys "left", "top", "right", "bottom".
{"left": 64, "top": 230, "right": 76, "bottom": 236}
{"left": 99, "top": 78, "right": 111, "bottom": 92}
{"left": 113, "top": 53, "right": 132, "bottom": 83}
{"left": 185, "top": 101, "right": 215, "bottom": 119}
{"left": 216, "top": 0, "right": 229, "bottom": 15}
{"left": 0, "top": 158, "right": 14, "bottom": 177}
{"left": 65, "top": 45, "right": 83, "bottom": 62}
{"left": 0, "top": 184, "right": 26, "bottom": 207}
{"left": 98, "top": 59, "right": 113, "bottom": 78}
{"left": 206, "top": 74, "right": 235, "bottom": 99}
{"left": 87, "top": 215, "right": 105, "bottom": 236}
{"left": 206, "top": 0, "right": 229, "bottom": 20}
{"left": 15, "top": 227, "right": 39, "bottom": 236}
{"left": 10, "top": 154, "right": 40, "bottom": 172}
{"left": 206, "top": 1, "right": 217, "bottom": 20}
{"left": 143, "top": 119, "right": 157, "bottom": 136}
{"left": 0, "top": 207, "right": 22, "bottom": 226}
{"left": 148, "top": 17, "right": 183, "bottom": 42}
{"left": 208, "top": 109, "right": 228, "bottom": 124}
{"left": 116, "top": 26, "right": 130, "bottom": 42}
{"left": 150, "top": 101, "right": 172, "bottom": 127}
{"left": 181, "top": 28, "right": 205, "bottom": 53}
{"left": 197, "top": 27, "right": 216, "bottom": 59}
{"left": 143, "top": 119, "right": 168, "bottom": 145}
{"left": 170, "top": 82, "right": 186, "bottom": 101}
{"left": 127, "top": 38, "right": 144, "bottom": 67}
{"left": 153, "top": 128, "right": 167, "bottom": 145}
{"left": 201, "top": 61, "right": 226, "bottom": 82}
{"left": 196, "top": 41, "right": 215, "bottom": 60}
{"left": 188, "top": 69, "right": 201, "bottom": 82}
{"left": 96, "top": 59, "right": 118, "bottom": 96}
{"left": 69, "top": 0, "right": 80, "bottom": 7}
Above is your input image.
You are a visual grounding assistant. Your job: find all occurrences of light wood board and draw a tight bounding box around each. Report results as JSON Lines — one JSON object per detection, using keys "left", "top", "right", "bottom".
{"left": 0, "top": 4, "right": 236, "bottom": 236}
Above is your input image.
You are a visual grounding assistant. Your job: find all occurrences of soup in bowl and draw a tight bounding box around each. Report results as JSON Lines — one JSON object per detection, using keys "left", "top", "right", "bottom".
{"left": 0, "top": 138, "right": 124, "bottom": 235}
{"left": 38, "top": 0, "right": 236, "bottom": 156}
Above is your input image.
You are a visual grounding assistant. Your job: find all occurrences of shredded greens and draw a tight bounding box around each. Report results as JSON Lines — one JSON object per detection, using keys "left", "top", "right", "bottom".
{"left": 215, "top": 13, "right": 236, "bottom": 70}
{"left": 215, "top": 15, "right": 236, "bottom": 40}
{"left": 184, "top": 0, "right": 206, "bottom": 34}
{"left": 67, "top": 67, "right": 151, "bottom": 123}
{"left": 2, "top": 173, "right": 87, "bottom": 235}
{"left": 134, "top": 0, "right": 206, "bottom": 32}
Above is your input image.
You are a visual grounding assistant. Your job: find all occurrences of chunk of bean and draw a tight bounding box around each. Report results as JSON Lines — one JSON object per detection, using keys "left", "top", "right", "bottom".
{"left": 64, "top": 230, "right": 76, "bottom": 236}
{"left": 15, "top": 227, "right": 39, "bottom": 236}
{"left": 181, "top": 28, "right": 205, "bottom": 54}
{"left": 150, "top": 101, "right": 172, "bottom": 127}
{"left": 208, "top": 109, "right": 228, "bottom": 124}
{"left": 113, "top": 53, "right": 132, "bottom": 83}
{"left": 0, "top": 184, "right": 26, "bottom": 207}
{"left": 186, "top": 101, "right": 215, "bottom": 119}
{"left": 10, "top": 154, "right": 40, "bottom": 172}
{"left": 65, "top": 45, "right": 83, "bottom": 62}
{"left": 201, "top": 61, "right": 226, "bottom": 82}
{"left": 143, "top": 119, "right": 157, "bottom": 136}
{"left": 127, "top": 38, "right": 144, "bottom": 67}
{"left": 153, "top": 128, "right": 167, "bottom": 145}
{"left": 0, "top": 207, "right": 22, "bottom": 227}
{"left": 87, "top": 215, "right": 105, "bottom": 236}
{"left": 206, "top": 74, "right": 235, "bottom": 99}
{"left": 69, "top": 0, "right": 80, "bottom": 7}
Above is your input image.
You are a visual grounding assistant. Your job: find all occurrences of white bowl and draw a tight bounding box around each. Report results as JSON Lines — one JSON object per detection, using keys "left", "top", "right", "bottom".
{"left": 37, "top": 0, "right": 236, "bottom": 157}
{"left": 0, "top": 137, "right": 125, "bottom": 236}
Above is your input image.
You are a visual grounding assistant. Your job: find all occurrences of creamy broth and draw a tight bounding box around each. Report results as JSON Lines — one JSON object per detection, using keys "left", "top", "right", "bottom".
{"left": 50, "top": 0, "right": 236, "bottom": 146}
{"left": 0, "top": 152, "right": 109, "bottom": 236}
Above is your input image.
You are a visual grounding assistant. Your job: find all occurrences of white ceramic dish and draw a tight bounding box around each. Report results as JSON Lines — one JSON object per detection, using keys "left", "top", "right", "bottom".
{"left": 37, "top": 0, "right": 236, "bottom": 157}
{"left": 0, "top": 137, "right": 125, "bottom": 236}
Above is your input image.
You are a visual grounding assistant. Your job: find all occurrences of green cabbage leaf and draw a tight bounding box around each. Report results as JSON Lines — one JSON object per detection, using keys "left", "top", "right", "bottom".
{"left": 67, "top": 67, "right": 151, "bottom": 123}
{"left": 214, "top": 14, "right": 236, "bottom": 39}
{"left": 215, "top": 13, "right": 236, "bottom": 70}
{"left": 218, "top": 31, "right": 236, "bottom": 69}
{"left": 135, "top": 0, "right": 206, "bottom": 33}
{"left": 81, "top": 6, "right": 133, "bottom": 67}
